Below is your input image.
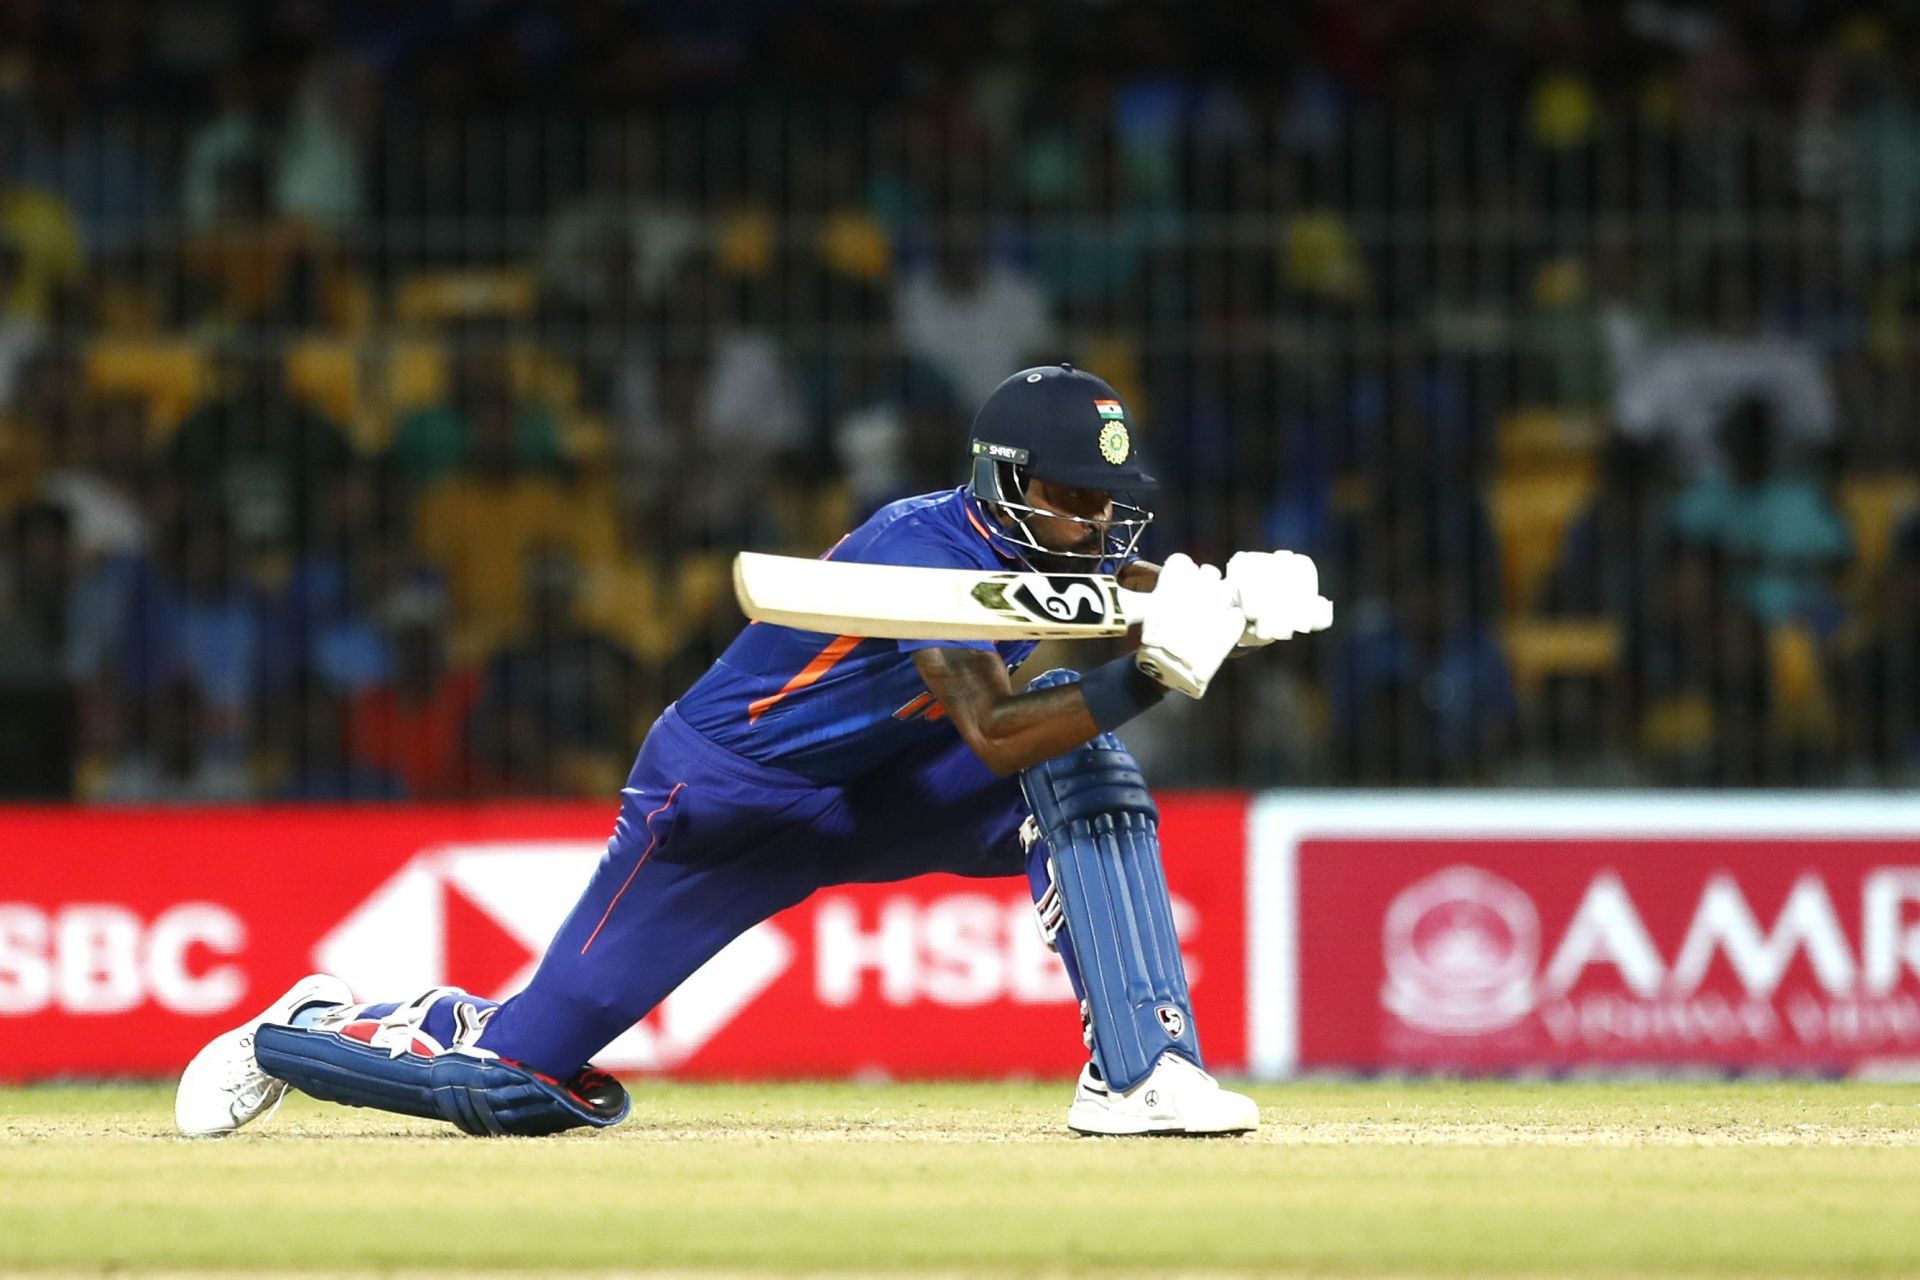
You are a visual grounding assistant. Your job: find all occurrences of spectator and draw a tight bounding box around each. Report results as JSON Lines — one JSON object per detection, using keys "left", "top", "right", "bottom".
{"left": 546, "top": 222, "right": 652, "bottom": 414}
{"left": 470, "top": 548, "right": 648, "bottom": 796}
{"left": 827, "top": 331, "right": 964, "bottom": 518}
{"left": 37, "top": 390, "right": 152, "bottom": 563}
{"left": 182, "top": 154, "right": 350, "bottom": 329}
{"left": 264, "top": 466, "right": 409, "bottom": 699}
{"left": 277, "top": 57, "right": 376, "bottom": 233}
{"left": 1029, "top": 144, "right": 1152, "bottom": 318}
{"left": 1628, "top": 537, "right": 1825, "bottom": 786}
{"left": 610, "top": 261, "right": 804, "bottom": 552}
{"left": 6, "top": 107, "right": 163, "bottom": 252}
{"left": 168, "top": 340, "right": 356, "bottom": 573}
{"left": 98, "top": 677, "right": 251, "bottom": 804}
{"left": 894, "top": 218, "right": 1056, "bottom": 411}
{"left": 274, "top": 681, "right": 403, "bottom": 801}
{"left": 181, "top": 69, "right": 272, "bottom": 229}
{"left": 121, "top": 502, "right": 264, "bottom": 762}
{"left": 411, "top": 372, "right": 616, "bottom": 654}
{"left": 1836, "top": 43, "right": 1920, "bottom": 267}
{"left": 576, "top": 487, "right": 731, "bottom": 694}
{"left": 345, "top": 582, "right": 480, "bottom": 800}
{"left": 1333, "top": 539, "right": 1518, "bottom": 784}
{"left": 0, "top": 180, "right": 84, "bottom": 323}
{"left": 389, "top": 325, "right": 567, "bottom": 487}
{"left": 34, "top": 391, "right": 150, "bottom": 692}
{"left": 539, "top": 124, "right": 699, "bottom": 320}
{"left": 1668, "top": 397, "right": 1852, "bottom": 625}
{"left": 1611, "top": 256, "right": 1838, "bottom": 475}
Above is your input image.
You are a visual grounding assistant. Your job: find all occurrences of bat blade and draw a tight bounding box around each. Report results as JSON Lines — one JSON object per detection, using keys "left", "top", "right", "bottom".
{"left": 732, "top": 551, "right": 1149, "bottom": 640}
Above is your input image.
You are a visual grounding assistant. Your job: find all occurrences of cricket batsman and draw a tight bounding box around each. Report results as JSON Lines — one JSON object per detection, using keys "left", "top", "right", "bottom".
{"left": 175, "top": 364, "right": 1331, "bottom": 1138}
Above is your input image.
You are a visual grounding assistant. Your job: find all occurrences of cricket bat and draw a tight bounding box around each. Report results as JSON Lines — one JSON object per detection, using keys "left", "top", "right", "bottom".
{"left": 733, "top": 551, "right": 1152, "bottom": 640}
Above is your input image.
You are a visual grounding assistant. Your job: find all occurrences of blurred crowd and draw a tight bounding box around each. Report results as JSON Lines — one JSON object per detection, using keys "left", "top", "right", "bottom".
{"left": 4, "top": 0, "right": 1920, "bottom": 798}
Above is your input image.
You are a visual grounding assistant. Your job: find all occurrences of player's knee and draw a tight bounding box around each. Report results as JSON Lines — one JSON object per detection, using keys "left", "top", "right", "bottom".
{"left": 1019, "top": 713, "right": 1155, "bottom": 833}
{"left": 1015, "top": 666, "right": 1157, "bottom": 809}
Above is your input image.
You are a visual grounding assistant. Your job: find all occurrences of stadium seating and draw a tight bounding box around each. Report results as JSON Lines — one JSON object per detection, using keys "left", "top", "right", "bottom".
{"left": 1486, "top": 466, "right": 1595, "bottom": 618}
{"left": 393, "top": 269, "right": 539, "bottom": 326}
{"left": 1503, "top": 619, "right": 1621, "bottom": 699}
{"left": 84, "top": 340, "right": 207, "bottom": 437}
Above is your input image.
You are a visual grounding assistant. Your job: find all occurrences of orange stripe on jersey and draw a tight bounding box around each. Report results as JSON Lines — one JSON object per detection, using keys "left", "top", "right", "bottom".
{"left": 892, "top": 692, "right": 949, "bottom": 722}
{"left": 747, "top": 633, "right": 861, "bottom": 725}
{"left": 965, "top": 504, "right": 1024, "bottom": 564}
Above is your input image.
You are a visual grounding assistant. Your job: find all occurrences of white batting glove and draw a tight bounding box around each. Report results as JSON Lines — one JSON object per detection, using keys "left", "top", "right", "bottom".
{"left": 1135, "top": 553, "right": 1246, "bottom": 699}
{"left": 1226, "top": 550, "right": 1334, "bottom": 647}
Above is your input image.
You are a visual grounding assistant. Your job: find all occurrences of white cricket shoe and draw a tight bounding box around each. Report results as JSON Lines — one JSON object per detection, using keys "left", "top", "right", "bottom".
{"left": 1066, "top": 1052, "right": 1259, "bottom": 1136}
{"left": 174, "top": 973, "right": 352, "bottom": 1138}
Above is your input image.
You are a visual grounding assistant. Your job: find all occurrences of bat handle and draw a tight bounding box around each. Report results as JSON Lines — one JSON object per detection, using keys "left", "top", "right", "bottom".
{"left": 1114, "top": 585, "right": 1156, "bottom": 631}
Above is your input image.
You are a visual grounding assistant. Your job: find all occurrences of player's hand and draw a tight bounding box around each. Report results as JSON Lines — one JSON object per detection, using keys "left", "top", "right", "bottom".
{"left": 1135, "top": 553, "right": 1245, "bottom": 699}
{"left": 1226, "top": 550, "right": 1334, "bottom": 647}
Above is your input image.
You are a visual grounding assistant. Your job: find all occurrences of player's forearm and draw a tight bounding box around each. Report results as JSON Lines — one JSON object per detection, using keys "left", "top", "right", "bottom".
{"left": 913, "top": 646, "right": 1163, "bottom": 776}
{"left": 1117, "top": 560, "right": 1159, "bottom": 591}
{"left": 956, "top": 683, "right": 1111, "bottom": 775}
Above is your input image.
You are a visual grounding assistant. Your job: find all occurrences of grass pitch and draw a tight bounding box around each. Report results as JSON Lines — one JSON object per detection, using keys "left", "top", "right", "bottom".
{"left": 4, "top": 1080, "right": 1920, "bottom": 1277}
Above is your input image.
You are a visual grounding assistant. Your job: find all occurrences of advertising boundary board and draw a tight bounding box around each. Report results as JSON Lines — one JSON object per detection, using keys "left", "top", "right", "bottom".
{"left": 0, "top": 797, "right": 1249, "bottom": 1082}
{"left": 1249, "top": 793, "right": 1920, "bottom": 1078}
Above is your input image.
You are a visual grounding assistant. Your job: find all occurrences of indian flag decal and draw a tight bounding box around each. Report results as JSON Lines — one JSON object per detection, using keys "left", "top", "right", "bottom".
{"left": 1094, "top": 399, "right": 1125, "bottom": 419}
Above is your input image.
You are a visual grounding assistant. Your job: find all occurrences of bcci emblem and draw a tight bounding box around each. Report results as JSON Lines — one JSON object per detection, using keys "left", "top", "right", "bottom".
{"left": 1155, "top": 1005, "right": 1186, "bottom": 1039}
{"left": 1097, "top": 421, "right": 1130, "bottom": 465}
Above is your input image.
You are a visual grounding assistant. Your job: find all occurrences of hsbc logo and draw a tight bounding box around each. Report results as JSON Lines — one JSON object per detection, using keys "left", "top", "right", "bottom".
{"left": 815, "top": 892, "right": 1199, "bottom": 1006}
{"left": 0, "top": 903, "right": 247, "bottom": 1016}
{"left": 313, "top": 843, "right": 792, "bottom": 1072}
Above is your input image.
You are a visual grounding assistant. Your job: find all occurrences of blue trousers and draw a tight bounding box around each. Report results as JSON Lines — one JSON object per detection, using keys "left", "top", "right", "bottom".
{"left": 474, "top": 706, "right": 1030, "bottom": 1076}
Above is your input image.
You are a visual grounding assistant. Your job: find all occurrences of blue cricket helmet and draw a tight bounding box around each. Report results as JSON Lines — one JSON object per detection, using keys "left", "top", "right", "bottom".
{"left": 967, "top": 364, "right": 1156, "bottom": 567}
{"left": 968, "top": 363, "right": 1158, "bottom": 493}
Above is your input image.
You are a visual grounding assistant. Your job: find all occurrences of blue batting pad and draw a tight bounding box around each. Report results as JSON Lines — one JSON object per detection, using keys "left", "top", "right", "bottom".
{"left": 254, "top": 1016, "right": 627, "bottom": 1137}
{"left": 1020, "top": 668, "right": 1200, "bottom": 1092}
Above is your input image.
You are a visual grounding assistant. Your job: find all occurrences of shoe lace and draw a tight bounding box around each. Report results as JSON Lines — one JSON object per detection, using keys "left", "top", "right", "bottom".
{"left": 223, "top": 1032, "right": 278, "bottom": 1114}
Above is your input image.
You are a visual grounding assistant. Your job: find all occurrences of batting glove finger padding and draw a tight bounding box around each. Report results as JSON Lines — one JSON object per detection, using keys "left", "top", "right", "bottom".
{"left": 1134, "top": 553, "right": 1245, "bottom": 698}
{"left": 1226, "top": 549, "right": 1334, "bottom": 647}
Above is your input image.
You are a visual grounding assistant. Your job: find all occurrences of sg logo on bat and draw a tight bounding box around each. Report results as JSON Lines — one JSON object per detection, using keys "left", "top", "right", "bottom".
{"left": 1009, "top": 577, "right": 1109, "bottom": 625}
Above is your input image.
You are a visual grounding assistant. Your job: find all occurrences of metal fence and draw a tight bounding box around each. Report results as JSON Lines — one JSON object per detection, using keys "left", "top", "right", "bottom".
{"left": 3, "top": 100, "right": 1918, "bottom": 799}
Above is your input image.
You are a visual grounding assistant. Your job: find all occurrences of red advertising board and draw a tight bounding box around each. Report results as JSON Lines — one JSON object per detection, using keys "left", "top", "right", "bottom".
{"left": 1290, "top": 834, "right": 1920, "bottom": 1073}
{"left": 0, "top": 799, "right": 1247, "bottom": 1082}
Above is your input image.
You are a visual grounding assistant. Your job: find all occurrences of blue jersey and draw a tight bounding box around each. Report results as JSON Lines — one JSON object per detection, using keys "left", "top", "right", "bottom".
{"left": 675, "top": 487, "right": 1042, "bottom": 783}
